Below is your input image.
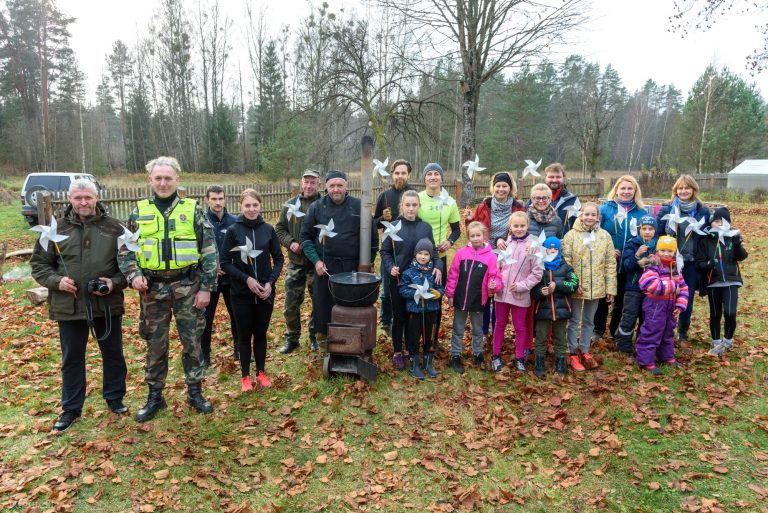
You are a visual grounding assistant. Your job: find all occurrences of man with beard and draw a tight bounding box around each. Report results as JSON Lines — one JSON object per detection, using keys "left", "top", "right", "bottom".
{"left": 275, "top": 170, "right": 322, "bottom": 353}
{"left": 299, "top": 170, "right": 379, "bottom": 351}
{"left": 526, "top": 163, "right": 579, "bottom": 236}
{"left": 373, "top": 159, "right": 415, "bottom": 335}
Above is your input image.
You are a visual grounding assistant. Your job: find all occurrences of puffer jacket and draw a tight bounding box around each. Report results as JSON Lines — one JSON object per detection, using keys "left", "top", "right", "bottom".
{"left": 695, "top": 232, "right": 748, "bottom": 286}
{"left": 656, "top": 200, "right": 710, "bottom": 263}
{"left": 639, "top": 262, "right": 689, "bottom": 312}
{"left": 600, "top": 200, "right": 648, "bottom": 252}
{"left": 494, "top": 235, "right": 543, "bottom": 307}
{"left": 445, "top": 242, "right": 501, "bottom": 311}
{"left": 621, "top": 235, "right": 658, "bottom": 293}
{"left": 531, "top": 261, "right": 579, "bottom": 321}
{"left": 31, "top": 204, "right": 128, "bottom": 321}
{"left": 561, "top": 219, "right": 617, "bottom": 300}
{"left": 399, "top": 259, "right": 444, "bottom": 313}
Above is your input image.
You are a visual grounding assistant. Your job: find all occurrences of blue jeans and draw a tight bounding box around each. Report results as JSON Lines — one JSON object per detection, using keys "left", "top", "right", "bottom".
{"left": 379, "top": 260, "right": 392, "bottom": 326}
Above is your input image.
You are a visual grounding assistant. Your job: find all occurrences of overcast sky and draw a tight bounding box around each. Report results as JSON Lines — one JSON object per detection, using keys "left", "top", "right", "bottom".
{"left": 59, "top": 0, "right": 768, "bottom": 101}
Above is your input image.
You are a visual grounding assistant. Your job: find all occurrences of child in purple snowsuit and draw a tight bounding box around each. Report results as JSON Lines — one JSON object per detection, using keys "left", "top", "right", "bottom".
{"left": 635, "top": 235, "right": 689, "bottom": 375}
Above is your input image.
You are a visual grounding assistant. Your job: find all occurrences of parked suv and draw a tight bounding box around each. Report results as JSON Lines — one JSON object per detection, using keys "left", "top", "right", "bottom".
{"left": 21, "top": 172, "right": 106, "bottom": 225}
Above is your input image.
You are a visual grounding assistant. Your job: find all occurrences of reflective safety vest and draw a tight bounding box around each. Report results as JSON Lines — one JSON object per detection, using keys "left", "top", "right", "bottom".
{"left": 135, "top": 199, "right": 199, "bottom": 270}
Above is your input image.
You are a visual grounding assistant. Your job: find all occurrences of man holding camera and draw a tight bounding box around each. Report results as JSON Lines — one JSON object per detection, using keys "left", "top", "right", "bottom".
{"left": 31, "top": 179, "right": 129, "bottom": 433}
{"left": 119, "top": 156, "right": 217, "bottom": 422}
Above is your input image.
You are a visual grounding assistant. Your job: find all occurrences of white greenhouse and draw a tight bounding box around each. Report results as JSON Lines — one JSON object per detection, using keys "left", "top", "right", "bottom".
{"left": 727, "top": 160, "right": 768, "bottom": 192}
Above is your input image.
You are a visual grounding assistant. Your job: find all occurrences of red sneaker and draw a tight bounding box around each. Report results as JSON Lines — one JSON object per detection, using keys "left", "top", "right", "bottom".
{"left": 570, "top": 355, "right": 586, "bottom": 372}
{"left": 256, "top": 371, "right": 272, "bottom": 388}
{"left": 241, "top": 376, "right": 253, "bottom": 392}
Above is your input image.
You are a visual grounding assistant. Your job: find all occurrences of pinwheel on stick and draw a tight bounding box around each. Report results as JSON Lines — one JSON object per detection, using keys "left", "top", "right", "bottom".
{"left": 30, "top": 218, "right": 72, "bottom": 278}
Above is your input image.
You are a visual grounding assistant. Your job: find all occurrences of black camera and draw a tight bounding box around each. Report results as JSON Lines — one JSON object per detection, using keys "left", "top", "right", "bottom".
{"left": 86, "top": 279, "right": 109, "bottom": 294}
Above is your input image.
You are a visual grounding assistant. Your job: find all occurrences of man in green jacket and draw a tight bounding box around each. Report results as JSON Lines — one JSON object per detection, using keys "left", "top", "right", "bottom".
{"left": 274, "top": 169, "right": 321, "bottom": 353}
{"left": 31, "top": 179, "right": 129, "bottom": 433}
{"left": 118, "top": 156, "right": 218, "bottom": 422}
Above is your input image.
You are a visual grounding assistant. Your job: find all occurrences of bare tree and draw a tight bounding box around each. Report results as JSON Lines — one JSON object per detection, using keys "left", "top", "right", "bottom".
{"left": 387, "top": 0, "right": 587, "bottom": 205}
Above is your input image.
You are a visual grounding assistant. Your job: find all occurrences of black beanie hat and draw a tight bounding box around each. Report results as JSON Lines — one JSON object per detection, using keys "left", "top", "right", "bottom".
{"left": 325, "top": 169, "right": 347, "bottom": 182}
{"left": 414, "top": 238, "right": 434, "bottom": 258}
{"left": 493, "top": 172, "right": 513, "bottom": 187}
{"left": 711, "top": 207, "right": 731, "bottom": 224}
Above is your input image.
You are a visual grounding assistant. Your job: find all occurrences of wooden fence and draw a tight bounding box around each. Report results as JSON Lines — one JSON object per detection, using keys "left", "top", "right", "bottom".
{"left": 51, "top": 176, "right": 604, "bottom": 221}
{"left": 636, "top": 172, "right": 728, "bottom": 197}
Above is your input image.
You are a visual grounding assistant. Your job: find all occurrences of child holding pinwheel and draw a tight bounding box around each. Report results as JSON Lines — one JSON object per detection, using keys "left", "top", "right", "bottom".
{"left": 445, "top": 221, "right": 500, "bottom": 373}
{"left": 696, "top": 207, "right": 748, "bottom": 357}
{"left": 399, "top": 238, "right": 444, "bottom": 380}
{"left": 220, "top": 189, "right": 284, "bottom": 392}
{"left": 562, "top": 203, "right": 617, "bottom": 372}
{"left": 635, "top": 236, "right": 688, "bottom": 375}
{"left": 492, "top": 212, "right": 542, "bottom": 373}
{"left": 615, "top": 215, "right": 658, "bottom": 362}
{"left": 531, "top": 237, "right": 579, "bottom": 379}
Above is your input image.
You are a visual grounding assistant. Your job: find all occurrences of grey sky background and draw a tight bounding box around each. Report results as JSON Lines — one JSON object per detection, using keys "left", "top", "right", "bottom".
{"left": 60, "top": 0, "right": 768, "bottom": 101}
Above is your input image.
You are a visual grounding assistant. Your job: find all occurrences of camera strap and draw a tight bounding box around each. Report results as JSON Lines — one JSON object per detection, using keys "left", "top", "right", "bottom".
{"left": 85, "top": 295, "right": 112, "bottom": 342}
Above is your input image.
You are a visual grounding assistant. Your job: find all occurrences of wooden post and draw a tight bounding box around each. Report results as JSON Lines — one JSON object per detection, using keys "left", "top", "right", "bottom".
{"left": 0, "top": 241, "right": 7, "bottom": 284}
{"left": 36, "top": 191, "right": 53, "bottom": 225}
{"left": 177, "top": 186, "right": 187, "bottom": 198}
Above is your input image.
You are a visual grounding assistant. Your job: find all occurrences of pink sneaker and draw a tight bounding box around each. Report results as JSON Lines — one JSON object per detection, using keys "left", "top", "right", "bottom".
{"left": 241, "top": 376, "right": 253, "bottom": 392}
{"left": 256, "top": 371, "right": 272, "bottom": 388}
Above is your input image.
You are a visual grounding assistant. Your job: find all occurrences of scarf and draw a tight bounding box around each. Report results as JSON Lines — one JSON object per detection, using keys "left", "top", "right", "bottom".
{"left": 528, "top": 204, "right": 558, "bottom": 225}
{"left": 673, "top": 197, "right": 697, "bottom": 215}
{"left": 544, "top": 250, "right": 561, "bottom": 271}
{"left": 490, "top": 197, "right": 514, "bottom": 246}
{"left": 509, "top": 233, "right": 529, "bottom": 242}
{"left": 617, "top": 199, "right": 636, "bottom": 210}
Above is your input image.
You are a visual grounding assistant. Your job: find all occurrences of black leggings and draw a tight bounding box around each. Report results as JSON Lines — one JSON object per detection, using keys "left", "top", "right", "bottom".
{"left": 233, "top": 301, "right": 273, "bottom": 377}
{"left": 707, "top": 286, "right": 739, "bottom": 340}
{"left": 389, "top": 279, "right": 408, "bottom": 353}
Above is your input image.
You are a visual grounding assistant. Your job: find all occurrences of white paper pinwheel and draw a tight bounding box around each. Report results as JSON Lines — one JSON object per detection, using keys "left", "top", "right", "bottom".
{"left": 708, "top": 218, "right": 740, "bottom": 245}
{"left": 373, "top": 158, "right": 389, "bottom": 178}
{"left": 30, "top": 217, "right": 69, "bottom": 251}
{"left": 661, "top": 207, "right": 684, "bottom": 235}
{"left": 629, "top": 217, "right": 638, "bottom": 238}
{"left": 564, "top": 197, "right": 582, "bottom": 219}
{"left": 493, "top": 245, "right": 517, "bottom": 267}
{"left": 315, "top": 218, "right": 338, "bottom": 243}
{"left": 381, "top": 220, "right": 403, "bottom": 243}
{"left": 230, "top": 237, "right": 262, "bottom": 265}
{"left": 523, "top": 159, "right": 542, "bottom": 178}
{"left": 615, "top": 207, "right": 627, "bottom": 227}
{"left": 409, "top": 278, "right": 435, "bottom": 303}
{"left": 582, "top": 230, "right": 596, "bottom": 249}
{"left": 435, "top": 188, "right": 453, "bottom": 211}
{"left": 462, "top": 154, "right": 486, "bottom": 180}
{"left": 284, "top": 197, "right": 306, "bottom": 221}
{"left": 117, "top": 226, "right": 141, "bottom": 252}
{"left": 532, "top": 247, "right": 547, "bottom": 269}
{"left": 676, "top": 251, "right": 685, "bottom": 273}
{"left": 683, "top": 216, "right": 707, "bottom": 238}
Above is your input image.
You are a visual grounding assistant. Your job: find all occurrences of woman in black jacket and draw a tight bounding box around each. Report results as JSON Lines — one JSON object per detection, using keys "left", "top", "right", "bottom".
{"left": 380, "top": 190, "right": 442, "bottom": 371}
{"left": 220, "top": 189, "right": 284, "bottom": 391}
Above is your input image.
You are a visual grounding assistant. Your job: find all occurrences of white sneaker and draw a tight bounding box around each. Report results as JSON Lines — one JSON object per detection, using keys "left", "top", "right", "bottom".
{"left": 707, "top": 342, "right": 726, "bottom": 357}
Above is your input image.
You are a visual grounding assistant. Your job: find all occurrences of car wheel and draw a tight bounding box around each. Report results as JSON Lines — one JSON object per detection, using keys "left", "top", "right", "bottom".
{"left": 25, "top": 185, "right": 48, "bottom": 207}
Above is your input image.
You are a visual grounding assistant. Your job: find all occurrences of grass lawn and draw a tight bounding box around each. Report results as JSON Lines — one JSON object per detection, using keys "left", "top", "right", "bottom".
{"left": 1, "top": 198, "right": 767, "bottom": 513}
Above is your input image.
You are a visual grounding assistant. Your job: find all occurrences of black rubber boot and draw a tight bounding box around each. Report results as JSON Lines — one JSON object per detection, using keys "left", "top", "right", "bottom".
{"left": 534, "top": 355, "right": 546, "bottom": 379}
{"left": 134, "top": 385, "right": 166, "bottom": 423}
{"left": 554, "top": 355, "right": 567, "bottom": 377}
{"left": 279, "top": 339, "right": 300, "bottom": 354}
{"left": 187, "top": 383, "right": 213, "bottom": 414}
{"left": 411, "top": 353, "right": 425, "bottom": 380}
{"left": 423, "top": 353, "right": 438, "bottom": 379}
{"left": 450, "top": 355, "right": 465, "bottom": 374}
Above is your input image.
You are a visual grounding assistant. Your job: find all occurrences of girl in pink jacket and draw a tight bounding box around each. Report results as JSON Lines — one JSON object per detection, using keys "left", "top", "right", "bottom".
{"left": 445, "top": 222, "right": 501, "bottom": 373}
{"left": 492, "top": 212, "right": 543, "bottom": 373}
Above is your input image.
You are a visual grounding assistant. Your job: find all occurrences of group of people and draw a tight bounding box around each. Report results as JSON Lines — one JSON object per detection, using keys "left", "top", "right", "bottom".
{"left": 30, "top": 156, "right": 747, "bottom": 433}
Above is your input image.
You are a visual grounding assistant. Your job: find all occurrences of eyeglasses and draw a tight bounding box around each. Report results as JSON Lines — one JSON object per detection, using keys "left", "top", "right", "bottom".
{"left": 533, "top": 196, "right": 550, "bottom": 202}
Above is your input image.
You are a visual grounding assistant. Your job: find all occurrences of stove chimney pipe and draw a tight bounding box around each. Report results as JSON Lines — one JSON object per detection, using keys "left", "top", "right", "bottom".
{"left": 359, "top": 135, "right": 374, "bottom": 270}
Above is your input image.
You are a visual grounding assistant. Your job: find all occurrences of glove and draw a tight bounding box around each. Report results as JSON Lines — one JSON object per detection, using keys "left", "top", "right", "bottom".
{"left": 382, "top": 208, "right": 392, "bottom": 221}
{"left": 429, "top": 288, "right": 442, "bottom": 299}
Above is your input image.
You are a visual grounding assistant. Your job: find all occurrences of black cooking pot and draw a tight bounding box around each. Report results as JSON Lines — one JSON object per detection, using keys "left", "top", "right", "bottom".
{"left": 329, "top": 272, "right": 381, "bottom": 307}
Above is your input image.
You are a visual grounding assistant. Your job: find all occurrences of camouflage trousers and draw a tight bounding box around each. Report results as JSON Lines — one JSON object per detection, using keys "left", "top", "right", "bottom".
{"left": 139, "top": 275, "right": 206, "bottom": 387}
{"left": 283, "top": 262, "right": 316, "bottom": 344}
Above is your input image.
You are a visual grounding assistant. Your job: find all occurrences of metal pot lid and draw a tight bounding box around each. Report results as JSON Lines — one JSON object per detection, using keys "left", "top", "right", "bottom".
{"left": 329, "top": 272, "right": 381, "bottom": 285}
